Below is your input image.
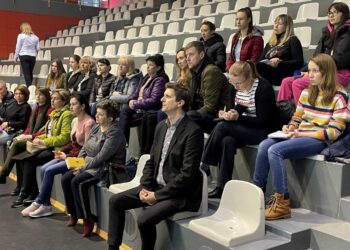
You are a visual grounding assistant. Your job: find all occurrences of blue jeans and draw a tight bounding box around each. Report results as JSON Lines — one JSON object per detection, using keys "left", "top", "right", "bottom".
{"left": 35, "top": 159, "right": 68, "bottom": 205}
{"left": 253, "top": 137, "right": 327, "bottom": 194}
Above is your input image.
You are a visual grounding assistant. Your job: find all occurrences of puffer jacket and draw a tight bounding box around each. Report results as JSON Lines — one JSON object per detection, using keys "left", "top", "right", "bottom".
{"left": 200, "top": 33, "right": 226, "bottom": 72}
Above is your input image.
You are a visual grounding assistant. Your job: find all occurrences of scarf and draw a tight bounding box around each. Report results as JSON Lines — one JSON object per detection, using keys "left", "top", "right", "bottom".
{"left": 29, "top": 104, "right": 50, "bottom": 134}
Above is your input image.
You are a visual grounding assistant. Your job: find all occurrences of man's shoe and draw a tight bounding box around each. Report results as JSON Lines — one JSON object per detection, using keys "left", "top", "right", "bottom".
{"left": 11, "top": 195, "right": 26, "bottom": 208}
{"left": 265, "top": 193, "right": 291, "bottom": 220}
{"left": 0, "top": 174, "right": 6, "bottom": 184}
{"left": 208, "top": 186, "right": 223, "bottom": 199}
{"left": 21, "top": 202, "right": 40, "bottom": 217}
{"left": 23, "top": 193, "right": 38, "bottom": 206}
{"left": 29, "top": 205, "right": 53, "bottom": 218}
{"left": 66, "top": 215, "right": 78, "bottom": 227}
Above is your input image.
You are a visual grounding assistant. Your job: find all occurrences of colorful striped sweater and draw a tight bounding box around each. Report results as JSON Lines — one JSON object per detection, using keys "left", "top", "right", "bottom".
{"left": 289, "top": 86, "right": 349, "bottom": 142}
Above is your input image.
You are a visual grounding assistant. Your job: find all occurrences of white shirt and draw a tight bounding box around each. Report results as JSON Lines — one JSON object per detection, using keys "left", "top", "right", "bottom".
{"left": 15, "top": 33, "right": 40, "bottom": 59}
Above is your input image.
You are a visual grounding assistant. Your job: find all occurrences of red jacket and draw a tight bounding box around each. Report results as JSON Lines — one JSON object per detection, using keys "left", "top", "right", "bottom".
{"left": 226, "top": 29, "right": 264, "bottom": 72}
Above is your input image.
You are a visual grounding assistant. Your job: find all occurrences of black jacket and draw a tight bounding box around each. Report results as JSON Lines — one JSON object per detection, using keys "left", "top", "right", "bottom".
{"left": 90, "top": 73, "right": 116, "bottom": 103}
{"left": 65, "top": 70, "right": 81, "bottom": 90}
{"left": 314, "top": 19, "right": 350, "bottom": 70}
{"left": 200, "top": 33, "right": 226, "bottom": 72}
{"left": 140, "top": 115, "right": 204, "bottom": 212}
{"left": 73, "top": 71, "right": 95, "bottom": 102}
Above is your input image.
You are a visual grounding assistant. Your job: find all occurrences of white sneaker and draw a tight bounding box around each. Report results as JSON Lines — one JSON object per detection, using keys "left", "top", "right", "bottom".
{"left": 29, "top": 205, "right": 53, "bottom": 218}
{"left": 21, "top": 202, "right": 40, "bottom": 217}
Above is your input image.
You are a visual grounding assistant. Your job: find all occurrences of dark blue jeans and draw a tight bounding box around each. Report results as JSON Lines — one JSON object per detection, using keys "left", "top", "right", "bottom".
{"left": 253, "top": 137, "right": 327, "bottom": 194}
{"left": 35, "top": 159, "right": 68, "bottom": 205}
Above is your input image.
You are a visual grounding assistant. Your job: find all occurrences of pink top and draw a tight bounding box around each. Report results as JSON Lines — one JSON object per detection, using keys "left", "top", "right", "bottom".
{"left": 71, "top": 114, "right": 95, "bottom": 147}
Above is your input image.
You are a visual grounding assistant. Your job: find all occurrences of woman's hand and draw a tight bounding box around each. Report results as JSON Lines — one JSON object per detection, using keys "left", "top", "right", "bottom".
{"left": 73, "top": 168, "right": 81, "bottom": 176}
{"left": 1, "top": 122, "right": 9, "bottom": 129}
{"left": 33, "top": 138, "right": 45, "bottom": 145}
{"left": 222, "top": 109, "right": 239, "bottom": 121}
{"left": 282, "top": 124, "right": 296, "bottom": 133}
{"left": 268, "top": 58, "right": 281, "bottom": 68}
{"left": 54, "top": 151, "right": 67, "bottom": 160}
{"left": 129, "top": 100, "right": 135, "bottom": 110}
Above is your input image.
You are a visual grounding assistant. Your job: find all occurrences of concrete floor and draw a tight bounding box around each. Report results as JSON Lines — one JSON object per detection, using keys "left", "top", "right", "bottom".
{"left": 0, "top": 179, "right": 107, "bottom": 250}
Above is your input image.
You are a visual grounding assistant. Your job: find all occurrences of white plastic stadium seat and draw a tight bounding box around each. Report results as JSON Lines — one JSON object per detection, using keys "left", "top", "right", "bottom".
{"left": 117, "top": 43, "right": 130, "bottom": 56}
{"left": 189, "top": 180, "right": 265, "bottom": 247}
{"left": 109, "top": 155, "right": 151, "bottom": 194}
{"left": 162, "top": 39, "right": 177, "bottom": 55}
{"left": 104, "top": 44, "right": 116, "bottom": 57}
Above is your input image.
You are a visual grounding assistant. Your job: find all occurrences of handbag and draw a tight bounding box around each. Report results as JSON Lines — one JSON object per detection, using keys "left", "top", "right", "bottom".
{"left": 26, "top": 141, "right": 47, "bottom": 154}
{"left": 276, "top": 100, "right": 296, "bottom": 126}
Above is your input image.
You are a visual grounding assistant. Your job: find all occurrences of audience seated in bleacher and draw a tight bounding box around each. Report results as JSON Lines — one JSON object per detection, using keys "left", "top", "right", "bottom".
{"left": 201, "top": 61, "right": 277, "bottom": 198}
{"left": 0, "top": 88, "right": 52, "bottom": 195}
{"left": 253, "top": 54, "right": 350, "bottom": 221}
{"left": 119, "top": 54, "right": 169, "bottom": 155}
{"left": 71, "top": 56, "right": 95, "bottom": 101}
{"left": 278, "top": 2, "right": 350, "bottom": 104}
{"left": 109, "top": 56, "right": 142, "bottom": 110}
{"left": 185, "top": 41, "right": 230, "bottom": 133}
{"left": 11, "top": 90, "right": 73, "bottom": 208}
{"left": 108, "top": 83, "right": 203, "bottom": 250}
{"left": 45, "top": 58, "right": 66, "bottom": 91}
{"left": 175, "top": 48, "right": 192, "bottom": 88}
{"left": 226, "top": 7, "right": 264, "bottom": 72}
{"left": 0, "top": 84, "right": 31, "bottom": 152}
{"left": 61, "top": 99, "right": 127, "bottom": 238}
{"left": 256, "top": 14, "right": 304, "bottom": 86}
{"left": 90, "top": 58, "right": 116, "bottom": 116}
{"left": 65, "top": 55, "right": 81, "bottom": 91}
{"left": 21, "top": 93, "right": 95, "bottom": 218}
{"left": 199, "top": 20, "right": 226, "bottom": 72}
{"left": 15, "top": 22, "right": 40, "bottom": 86}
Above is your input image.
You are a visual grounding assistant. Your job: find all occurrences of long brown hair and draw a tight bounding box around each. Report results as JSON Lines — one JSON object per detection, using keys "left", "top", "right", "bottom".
{"left": 308, "top": 53, "right": 337, "bottom": 106}
{"left": 46, "top": 59, "right": 66, "bottom": 89}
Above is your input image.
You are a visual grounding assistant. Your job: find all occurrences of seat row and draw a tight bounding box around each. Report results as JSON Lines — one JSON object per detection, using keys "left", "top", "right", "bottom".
{"left": 0, "top": 65, "right": 20, "bottom": 77}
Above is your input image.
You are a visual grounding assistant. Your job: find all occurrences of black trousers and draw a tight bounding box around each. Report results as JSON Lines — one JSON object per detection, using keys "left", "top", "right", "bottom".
{"left": 20, "top": 149, "right": 54, "bottom": 196}
{"left": 202, "top": 121, "right": 266, "bottom": 188}
{"left": 119, "top": 105, "right": 158, "bottom": 155}
{"left": 256, "top": 62, "right": 295, "bottom": 86}
{"left": 108, "top": 186, "right": 186, "bottom": 250}
{"left": 61, "top": 170, "right": 99, "bottom": 219}
{"left": 0, "top": 140, "right": 26, "bottom": 190}
{"left": 19, "top": 55, "right": 36, "bottom": 86}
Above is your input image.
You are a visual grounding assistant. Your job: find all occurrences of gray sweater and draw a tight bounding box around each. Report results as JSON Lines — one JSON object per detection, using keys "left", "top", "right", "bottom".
{"left": 79, "top": 122, "right": 126, "bottom": 177}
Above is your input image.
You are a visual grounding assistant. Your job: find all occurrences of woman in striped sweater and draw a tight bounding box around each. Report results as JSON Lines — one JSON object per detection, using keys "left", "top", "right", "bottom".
{"left": 253, "top": 53, "right": 349, "bottom": 221}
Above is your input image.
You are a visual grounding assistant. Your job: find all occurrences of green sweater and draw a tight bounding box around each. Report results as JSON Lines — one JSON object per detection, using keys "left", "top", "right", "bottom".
{"left": 37, "top": 105, "right": 74, "bottom": 150}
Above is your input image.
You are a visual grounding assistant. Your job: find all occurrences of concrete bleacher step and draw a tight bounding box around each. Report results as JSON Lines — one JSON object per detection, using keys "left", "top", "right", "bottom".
{"left": 310, "top": 222, "right": 350, "bottom": 250}
{"left": 338, "top": 196, "right": 350, "bottom": 223}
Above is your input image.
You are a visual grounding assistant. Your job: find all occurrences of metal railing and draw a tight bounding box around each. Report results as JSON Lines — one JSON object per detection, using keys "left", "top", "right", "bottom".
{"left": 46, "top": 0, "right": 110, "bottom": 8}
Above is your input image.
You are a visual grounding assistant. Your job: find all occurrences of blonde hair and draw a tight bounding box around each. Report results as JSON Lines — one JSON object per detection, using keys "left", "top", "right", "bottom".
{"left": 268, "top": 14, "right": 294, "bottom": 46}
{"left": 229, "top": 61, "right": 260, "bottom": 80}
{"left": 308, "top": 54, "right": 337, "bottom": 106}
{"left": 117, "top": 56, "right": 135, "bottom": 77}
{"left": 20, "top": 22, "right": 34, "bottom": 35}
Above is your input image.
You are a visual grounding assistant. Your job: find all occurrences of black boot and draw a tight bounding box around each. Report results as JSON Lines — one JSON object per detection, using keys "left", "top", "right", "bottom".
{"left": 10, "top": 186, "right": 21, "bottom": 196}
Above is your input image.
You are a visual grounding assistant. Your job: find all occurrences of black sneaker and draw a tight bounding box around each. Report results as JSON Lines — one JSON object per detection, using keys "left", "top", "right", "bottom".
{"left": 23, "top": 193, "right": 38, "bottom": 206}
{"left": 11, "top": 195, "right": 26, "bottom": 208}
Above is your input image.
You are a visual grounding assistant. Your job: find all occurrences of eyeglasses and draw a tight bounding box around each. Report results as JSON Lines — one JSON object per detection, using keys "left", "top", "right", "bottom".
{"left": 327, "top": 10, "right": 339, "bottom": 17}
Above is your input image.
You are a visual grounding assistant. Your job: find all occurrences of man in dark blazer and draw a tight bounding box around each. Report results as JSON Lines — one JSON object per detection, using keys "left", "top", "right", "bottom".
{"left": 108, "top": 83, "right": 204, "bottom": 250}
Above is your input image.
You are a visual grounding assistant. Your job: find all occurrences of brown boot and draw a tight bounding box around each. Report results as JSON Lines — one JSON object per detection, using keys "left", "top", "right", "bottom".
{"left": 265, "top": 193, "right": 291, "bottom": 220}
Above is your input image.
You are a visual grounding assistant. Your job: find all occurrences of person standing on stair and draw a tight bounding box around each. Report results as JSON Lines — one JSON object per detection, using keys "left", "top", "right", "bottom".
{"left": 14, "top": 22, "right": 40, "bottom": 86}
